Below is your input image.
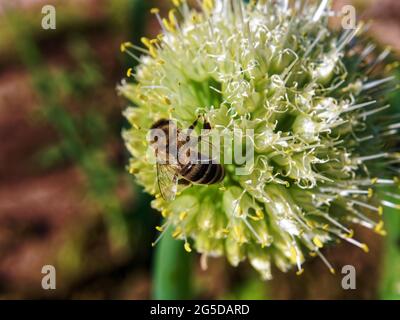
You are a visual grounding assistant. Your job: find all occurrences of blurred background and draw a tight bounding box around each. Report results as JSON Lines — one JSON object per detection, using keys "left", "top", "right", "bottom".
{"left": 0, "top": 0, "right": 399, "bottom": 299}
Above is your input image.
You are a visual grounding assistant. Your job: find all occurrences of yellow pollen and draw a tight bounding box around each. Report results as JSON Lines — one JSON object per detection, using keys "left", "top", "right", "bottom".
{"left": 378, "top": 230, "right": 387, "bottom": 236}
{"left": 126, "top": 68, "right": 133, "bottom": 77}
{"left": 290, "top": 246, "right": 297, "bottom": 262}
{"left": 221, "top": 228, "right": 229, "bottom": 235}
{"left": 346, "top": 229, "right": 354, "bottom": 238}
{"left": 371, "top": 177, "right": 378, "bottom": 184}
{"left": 376, "top": 221, "right": 383, "bottom": 229}
{"left": 128, "top": 167, "right": 138, "bottom": 174}
{"left": 191, "top": 13, "right": 203, "bottom": 23}
{"left": 378, "top": 206, "right": 384, "bottom": 216}
{"left": 203, "top": 0, "right": 214, "bottom": 12}
{"left": 172, "top": 228, "right": 181, "bottom": 238}
{"left": 261, "top": 242, "right": 266, "bottom": 248}
{"left": 361, "top": 243, "right": 369, "bottom": 253}
{"left": 163, "top": 97, "right": 172, "bottom": 105}
{"left": 120, "top": 41, "right": 132, "bottom": 52}
{"left": 296, "top": 269, "right": 304, "bottom": 276}
{"left": 309, "top": 251, "right": 317, "bottom": 257}
{"left": 172, "top": 0, "right": 181, "bottom": 6}
{"left": 168, "top": 9, "right": 177, "bottom": 26}
{"left": 161, "top": 209, "right": 168, "bottom": 218}
{"left": 155, "top": 226, "right": 163, "bottom": 232}
{"left": 256, "top": 209, "right": 264, "bottom": 219}
{"left": 313, "top": 236, "right": 324, "bottom": 248}
{"left": 368, "top": 188, "right": 374, "bottom": 198}
{"left": 179, "top": 211, "right": 188, "bottom": 220}
{"left": 184, "top": 242, "right": 192, "bottom": 253}
{"left": 141, "top": 37, "right": 157, "bottom": 58}
{"left": 163, "top": 18, "right": 175, "bottom": 33}
{"left": 150, "top": 8, "right": 160, "bottom": 14}
{"left": 374, "top": 221, "right": 387, "bottom": 236}
{"left": 330, "top": 268, "right": 336, "bottom": 275}
{"left": 233, "top": 226, "right": 245, "bottom": 243}
{"left": 385, "top": 62, "right": 399, "bottom": 73}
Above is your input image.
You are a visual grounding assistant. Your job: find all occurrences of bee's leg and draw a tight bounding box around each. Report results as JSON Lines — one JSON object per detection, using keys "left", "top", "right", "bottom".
{"left": 188, "top": 115, "right": 201, "bottom": 130}
{"left": 185, "top": 116, "right": 202, "bottom": 145}
{"left": 178, "top": 178, "right": 191, "bottom": 185}
{"left": 202, "top": 118, "right": 211, "bottom": 130}
{"left": 188, "top": 115, "right": 211, "bottom": 131}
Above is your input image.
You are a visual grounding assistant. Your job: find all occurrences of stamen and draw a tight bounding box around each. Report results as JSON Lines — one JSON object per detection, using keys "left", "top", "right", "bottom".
{"left": 312, "top": 236, "right": 324, "bottom": 248}
{"left": 315, "top": 249, "right": 336, "bottom": 274}
{"left": 150, "top": 8, "right": 168, "bottom": 35}
{"left": 126, "top": 68, "right": 133, "bottom": 77}
{"left": 350, "top": 199, "right": 382, "bottom": 213}
{"left": 290, "top": 237, "right": 303, "bottom": 275}
{"left": 374, "top": 221, "right": 387, "bottom": 236}
{"left": 355, "top": 153, "right": 389, "bottom": 163}
{"left": 358, "top": 104, "right": 390, "bottom": 119}
{"left": 242, "top": 217, "right": 265, "bottom": 246}
{"left": 339, "top": 235, "right": 369, "bottom": 253}
{"left": 381, "top": 200, "right": 400, "bottom": 210}
{"left": 151, "top": 222, "right": 171, "bottom": 247}
{"left": 141, "top": 37, "right": 158, "bottom": 58}
{"left": 184, "top": 240, "right": 192, "bottom": 252}
{"left": 384, "top": 191, "right": 400, "bottom": 200}
{"left": 312, "top": 0, "right": 329, "bottom": 22}
{"left": 121, "top": 45, "right": 141, "bottom": 63}
{"left": 362, "top": 76, "right": 395, "bottom": 91}
{"left": 322, "top": 214, "right": 352, "bottom": 234}
{"left": 350, "top": 208, "right": 378, "bottom": 226}
{"left": 304, "top": 30, "right": 325, "bottom": 58}
{"left": 172, "top": 0, "right": 182, "bottom": 7}
{"left": 342, "top": 100, "right": 377, "bottom": 114}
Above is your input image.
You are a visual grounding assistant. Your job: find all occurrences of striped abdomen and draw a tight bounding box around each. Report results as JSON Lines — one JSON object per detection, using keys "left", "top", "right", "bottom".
{"left": 180, "top": 162, "right": 225, "bottom": 185}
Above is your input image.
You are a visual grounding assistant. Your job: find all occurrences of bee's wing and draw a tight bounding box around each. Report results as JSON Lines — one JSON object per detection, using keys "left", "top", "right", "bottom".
{"left": 156, "top": 163, "right": 178, "bottom": 201}
{"left": 198, "top": 134, "right": 220, "bottom": 163}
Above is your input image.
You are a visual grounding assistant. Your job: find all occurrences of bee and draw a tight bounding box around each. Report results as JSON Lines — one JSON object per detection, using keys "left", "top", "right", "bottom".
{"left": 149, "top": 117, "right": 225, "bottom": 201}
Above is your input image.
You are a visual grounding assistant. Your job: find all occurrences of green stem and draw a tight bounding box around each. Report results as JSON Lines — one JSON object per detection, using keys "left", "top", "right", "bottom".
{"left": 379, "top": 74, "right": 400, "bottom": 300}
{"left": 153, "top": 229, "right": 193, "bottom": 299}
{"left": 379, "top": 204, "right": 400, "bottom": 300}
